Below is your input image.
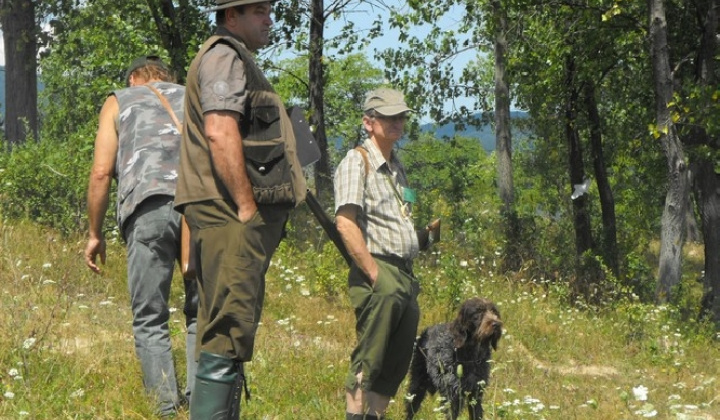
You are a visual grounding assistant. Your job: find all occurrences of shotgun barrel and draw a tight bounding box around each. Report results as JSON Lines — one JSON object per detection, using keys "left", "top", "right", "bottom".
{"left": 304, "top": 190, "right": 353, "bottom": 266}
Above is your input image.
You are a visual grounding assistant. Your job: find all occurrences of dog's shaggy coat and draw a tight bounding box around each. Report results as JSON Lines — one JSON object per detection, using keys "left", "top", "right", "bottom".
{"left": 405, "top": 297, "right": 502, "bottom": 420}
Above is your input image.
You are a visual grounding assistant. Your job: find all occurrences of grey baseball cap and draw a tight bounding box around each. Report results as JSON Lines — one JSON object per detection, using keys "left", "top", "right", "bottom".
{"left": 363, "top": 88, "right": 413, "bottom": 116}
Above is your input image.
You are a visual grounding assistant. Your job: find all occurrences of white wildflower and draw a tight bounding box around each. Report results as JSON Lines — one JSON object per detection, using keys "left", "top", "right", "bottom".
{"left": 22, "top": 337, "right": 36, "bottom": 349}
{"left": 4, "top": 391, "right": 14, "bottom": 399}
{"left": 633, "top": 385, "right": 649, "bottom": 401}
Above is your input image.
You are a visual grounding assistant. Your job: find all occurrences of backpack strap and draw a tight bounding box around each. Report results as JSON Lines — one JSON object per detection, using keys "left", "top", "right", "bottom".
{"left": 354, "top": 146, "right": 370, "bottom": 177}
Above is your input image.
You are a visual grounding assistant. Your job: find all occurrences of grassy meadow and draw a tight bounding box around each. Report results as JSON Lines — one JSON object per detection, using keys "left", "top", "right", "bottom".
{"left": 0, "top": 219, "right": 719, "bottom": 419}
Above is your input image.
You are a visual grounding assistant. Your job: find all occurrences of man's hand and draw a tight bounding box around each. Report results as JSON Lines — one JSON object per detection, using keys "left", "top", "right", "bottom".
{"left": 84, "top": 237, "right": 107, "bottom": 274}
{"left": 238, "top": 203, "right": 258, "bottom": 224}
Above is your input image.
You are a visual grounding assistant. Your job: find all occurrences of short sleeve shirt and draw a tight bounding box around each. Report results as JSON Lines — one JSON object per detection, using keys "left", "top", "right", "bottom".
{"left": 198, "top": 42, "right": 248, "bottom": 117}
{"left": 334, "top": 138, "right": 419, "bottom": 260}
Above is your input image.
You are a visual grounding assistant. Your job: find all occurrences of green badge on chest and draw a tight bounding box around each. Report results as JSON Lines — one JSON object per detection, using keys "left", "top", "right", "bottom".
{"left": 403, "top": 187, "right": 417, "bottom": 204}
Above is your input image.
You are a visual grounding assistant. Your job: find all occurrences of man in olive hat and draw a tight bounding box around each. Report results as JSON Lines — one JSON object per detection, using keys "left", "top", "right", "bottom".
{"left": 174, "top": 0, "right": 306, "bottom": 418}
{"left": 85, "top": 56, "right": 197, "bottom": 417}
{"left": 334, "top": 87, "right": 422, "bottom": 419}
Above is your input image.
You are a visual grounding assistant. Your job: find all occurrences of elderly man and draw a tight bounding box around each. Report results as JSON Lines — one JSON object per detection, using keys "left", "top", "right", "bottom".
{"left": 335, "top": 88, "right": 421, "bottom": 420}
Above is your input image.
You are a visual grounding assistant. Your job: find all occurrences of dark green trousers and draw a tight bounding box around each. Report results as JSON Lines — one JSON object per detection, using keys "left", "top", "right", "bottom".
{"left": 345, "top": 257, "right": 420, "bottom": 397}
{"left": 183, "top": 199, "right": 288, "bottom": 361}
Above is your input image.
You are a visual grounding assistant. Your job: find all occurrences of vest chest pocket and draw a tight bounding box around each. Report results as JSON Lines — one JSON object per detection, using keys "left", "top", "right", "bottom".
{"left": 243, "top": 141, "right": 295, "bottom": 205}
{"left": 245, "top": 105, "right": 281, "bottom": 141}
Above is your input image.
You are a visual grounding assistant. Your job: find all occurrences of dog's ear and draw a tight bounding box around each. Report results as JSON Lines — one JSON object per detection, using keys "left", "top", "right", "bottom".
{"left": 451, "top": 300, "right": 476, "bottom": 348}
{"left": 450, "top": 318, "right": 468, "bottom": 348}
{"left": 490, "top": 326, "right": 502, "bottom": 350}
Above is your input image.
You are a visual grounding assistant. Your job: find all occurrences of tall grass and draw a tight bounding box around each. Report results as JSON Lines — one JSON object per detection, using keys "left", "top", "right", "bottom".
{"left": 0, "top": 220, "right": 718, "bottom": 419}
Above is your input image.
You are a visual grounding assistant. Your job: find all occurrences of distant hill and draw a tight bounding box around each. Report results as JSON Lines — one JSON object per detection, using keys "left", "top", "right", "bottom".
{"left": 420, "top": 111, "right": 529, "bottom": 152}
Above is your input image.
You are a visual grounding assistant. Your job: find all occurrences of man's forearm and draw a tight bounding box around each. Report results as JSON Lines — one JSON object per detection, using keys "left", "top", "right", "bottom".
{"left": 213, "top": 140, "right": 254, "bottom": 210}
{"left": 87, "top": 176, "right": 111, "bottom": 239}
{"left": 205, "top": 112, "right": 256, "bottom": 215}
{"left": 336, "top": 213, "right": 378, "bottom": 281}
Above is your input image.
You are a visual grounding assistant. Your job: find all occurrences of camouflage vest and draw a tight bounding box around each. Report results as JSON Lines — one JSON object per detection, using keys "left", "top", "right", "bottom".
{"left": 114, "top": 82, "right": 185, "bottom": 228}
{"left": 175, "top": 29, "right": 307, "bottom": 210}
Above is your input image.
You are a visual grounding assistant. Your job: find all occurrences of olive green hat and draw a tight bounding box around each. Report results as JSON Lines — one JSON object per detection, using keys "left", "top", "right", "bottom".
{"left": 363, "top": 88, "right": 414, "bottom": 116}
{"left": 125, "top": 55, "right": 169, "bottom": 86}
{"left": 205, "top": 0, "right": 274, "bottom": 12}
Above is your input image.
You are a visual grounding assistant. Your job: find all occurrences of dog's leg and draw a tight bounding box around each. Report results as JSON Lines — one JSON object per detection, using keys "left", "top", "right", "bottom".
{"left": 467, "top": 389, "right": 484, "bottom": 420}
{"left": 447, "top": 389, "right": 462, "bottom": 420}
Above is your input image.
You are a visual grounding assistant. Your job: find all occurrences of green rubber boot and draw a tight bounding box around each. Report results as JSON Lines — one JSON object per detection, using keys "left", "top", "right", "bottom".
{"left": 190, "top": 351, "right": 243, "bottom": 420}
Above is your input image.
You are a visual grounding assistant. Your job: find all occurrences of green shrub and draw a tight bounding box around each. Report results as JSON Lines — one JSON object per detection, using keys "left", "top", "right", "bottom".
{"left": 0, "top": 132, "right": 97, "bottom": 236}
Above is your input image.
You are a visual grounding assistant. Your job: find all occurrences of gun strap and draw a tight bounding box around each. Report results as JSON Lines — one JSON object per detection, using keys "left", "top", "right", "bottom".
{"left": 146, "top": 84, "right": 183, "bottom": 134}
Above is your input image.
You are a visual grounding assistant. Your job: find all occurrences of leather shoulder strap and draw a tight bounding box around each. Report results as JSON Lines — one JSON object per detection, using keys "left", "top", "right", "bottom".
{"left": 354, "top": 146, "right": 370, "bottom": 177}
{"left": 146, "top": 84, "right": 183, "bottom": 134}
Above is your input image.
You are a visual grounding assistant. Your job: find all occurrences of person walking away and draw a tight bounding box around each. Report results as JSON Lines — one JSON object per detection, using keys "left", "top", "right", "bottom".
{"left": 84, "top": 56, "right": 198, "bottom": 417}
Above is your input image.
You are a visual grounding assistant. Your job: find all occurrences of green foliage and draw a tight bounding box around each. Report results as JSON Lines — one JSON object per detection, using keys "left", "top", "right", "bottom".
{"left": 382, "top": 0, "right": 494, "bottom": 124}
{"left": 400, "top": 133, "right": 499, "bottom": 240}
{"left": 269, "top": 53, "right": 384, "bottom": 160}
{"left": 0, "top": 134, "right": 95, "bottom": 235}
{"left": 273, "top": 233, "right": 348, "bottom": 298}
{"left": 40, "top": 1, "right": 169, "bottom": 143}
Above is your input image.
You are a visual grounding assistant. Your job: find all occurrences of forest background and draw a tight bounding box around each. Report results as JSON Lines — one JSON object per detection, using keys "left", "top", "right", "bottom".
{"left": 0, "top": 0, "right": 718, "bottom": 418}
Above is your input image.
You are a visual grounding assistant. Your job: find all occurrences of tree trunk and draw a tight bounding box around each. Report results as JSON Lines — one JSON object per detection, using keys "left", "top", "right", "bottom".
{"left": 0, "top": 0, "right": 38, "bottom": 146}
{"left": 691, "top": 0, "right": 719, "bottom": 326}
{"left": 692, "top": 159, "right": 720, "bottom": 327}
{"left": 649, "top": 0, "right": 689, "bottom": 303}
{"left": 584, "top": 82, "right": 619, "bottom": 279}
{"left": 564, "top": 55, "right": 592, "bottom": 257}
{"left": 308, "top": 0, "right": 332, "bottom": 203}
{"left": 491, "top": 0, "right": 520, "bottom": 272}
{"left": 145, "top": 0, "right": 187, "bottom": 83}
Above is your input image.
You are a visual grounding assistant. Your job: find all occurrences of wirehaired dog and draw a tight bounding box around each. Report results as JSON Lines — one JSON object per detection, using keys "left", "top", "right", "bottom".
{"left": 405, "top": 297, "right": 502, "bottom": 420}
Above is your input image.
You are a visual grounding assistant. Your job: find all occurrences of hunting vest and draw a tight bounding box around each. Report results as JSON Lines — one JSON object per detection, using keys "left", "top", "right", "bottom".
{"left": 113, "top": 82, "right": 185, "bottom": 228}
{"left": 174, "top": 30, "right": 307, "bottom": 210}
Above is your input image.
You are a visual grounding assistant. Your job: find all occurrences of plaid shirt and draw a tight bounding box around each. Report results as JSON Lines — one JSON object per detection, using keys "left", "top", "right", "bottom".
{"left": 334, "top": 138, "right": 419, "bottom": 260}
